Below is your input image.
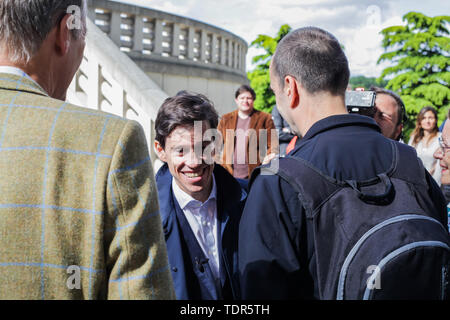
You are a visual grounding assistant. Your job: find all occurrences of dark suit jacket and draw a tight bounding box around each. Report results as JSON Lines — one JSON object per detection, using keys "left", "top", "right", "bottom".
{"left": 156, "top": 163, "right": 246, "bottom": 300}
{"left": 217, "top": 109, "right": 278, "bottom": 178}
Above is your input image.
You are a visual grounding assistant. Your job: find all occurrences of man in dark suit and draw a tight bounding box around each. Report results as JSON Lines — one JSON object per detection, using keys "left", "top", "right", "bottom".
{"left": 154, "top": 92, "right": 246, "bottom": 299}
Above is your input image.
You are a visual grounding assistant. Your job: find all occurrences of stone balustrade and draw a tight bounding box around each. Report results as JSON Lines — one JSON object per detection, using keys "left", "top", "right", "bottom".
{"left": 87, "top": 0, "right": 248, "bottom": 77}
{"left": 67, "top": 18, "right": 168, "bottom": 164}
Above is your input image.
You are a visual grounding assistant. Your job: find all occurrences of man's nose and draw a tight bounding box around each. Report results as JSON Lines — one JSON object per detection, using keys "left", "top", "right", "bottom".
{"left": 186, "top": 149, "right": 204, "bottom": 166}
{"left": 433, "top": 148, "right": 443, "bottom": 160}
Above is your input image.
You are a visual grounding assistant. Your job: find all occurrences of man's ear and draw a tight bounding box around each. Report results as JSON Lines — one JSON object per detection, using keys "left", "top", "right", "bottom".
{"left": 395, "top": 124, "right": 403, "bottom": 141}
{"left": 154, "top": 140, "right": 167, "bottom": 162}
{"left": 284, "top": 75, "right": 300, "bottom": 110}
{"left": 54, "top": 14, "right": 73, "bottom": 56}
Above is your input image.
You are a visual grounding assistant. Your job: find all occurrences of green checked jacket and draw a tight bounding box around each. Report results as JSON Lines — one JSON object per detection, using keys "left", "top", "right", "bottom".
{"left": 0, "top": 73, "right": 175, "bottom": 300}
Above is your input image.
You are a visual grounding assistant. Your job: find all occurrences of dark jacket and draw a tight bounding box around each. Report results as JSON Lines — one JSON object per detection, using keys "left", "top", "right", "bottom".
{"left": 156, "top": 163, "right": 246, "bottom": 300}
{"left": 238, "top": 114, "right": 447, "bottom": 299}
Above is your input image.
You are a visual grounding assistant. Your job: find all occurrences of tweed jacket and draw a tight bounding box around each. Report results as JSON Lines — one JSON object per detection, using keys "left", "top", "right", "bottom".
{"left": 217, "top": 109, "right": 278, "bottom": 178}
{"left": 0, "top": 73, "right": 175, "bottom": 300}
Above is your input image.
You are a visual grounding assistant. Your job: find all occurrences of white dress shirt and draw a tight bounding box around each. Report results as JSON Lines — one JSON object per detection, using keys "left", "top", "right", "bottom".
{"left": 408, "top": 132, "right": 442, "bottom": 185}
{"left": 172, "top": 176, "right": 221, "bottom": 286}
{"left": 0, "top": 66, "right": 40, "bottom": 87}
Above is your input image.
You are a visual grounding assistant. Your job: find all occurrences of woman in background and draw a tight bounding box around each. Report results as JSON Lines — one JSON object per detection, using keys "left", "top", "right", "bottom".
{"left": 408, "top": 106, "right": 441, "bottom": 185}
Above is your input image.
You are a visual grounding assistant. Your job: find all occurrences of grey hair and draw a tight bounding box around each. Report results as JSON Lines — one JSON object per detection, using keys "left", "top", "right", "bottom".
{"left": 273, "top": 27, "right": 350, "bottom": 96}
{"left": 0, "top": 0, "right": 87, "bottom": 63}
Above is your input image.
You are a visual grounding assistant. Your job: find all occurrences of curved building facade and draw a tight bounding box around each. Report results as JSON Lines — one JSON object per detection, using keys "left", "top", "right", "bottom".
{"left": 87, "top": 0, "right": 249, "bottom": 115}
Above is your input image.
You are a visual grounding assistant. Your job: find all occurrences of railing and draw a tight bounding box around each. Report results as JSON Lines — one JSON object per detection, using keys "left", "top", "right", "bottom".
{"left": 67, "top": 18, "right": 168, "bottom": 163}
{"left": 87, "top": 0, "right": 247, "bottom": 76}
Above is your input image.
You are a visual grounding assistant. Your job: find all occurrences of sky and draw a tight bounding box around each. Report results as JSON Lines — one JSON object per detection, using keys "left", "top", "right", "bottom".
{"left": 113, "top": 0, "right": 449, "bottom": 78}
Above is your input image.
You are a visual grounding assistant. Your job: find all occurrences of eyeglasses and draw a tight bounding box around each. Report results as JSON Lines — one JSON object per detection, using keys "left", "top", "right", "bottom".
{"left": 438, "top": 136, "right": 450, "bottom": 153}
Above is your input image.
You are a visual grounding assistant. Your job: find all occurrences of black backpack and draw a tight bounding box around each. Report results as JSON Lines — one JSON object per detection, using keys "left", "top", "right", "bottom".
{"left": 260, "top": 141, "right": 450, "bottom": 300}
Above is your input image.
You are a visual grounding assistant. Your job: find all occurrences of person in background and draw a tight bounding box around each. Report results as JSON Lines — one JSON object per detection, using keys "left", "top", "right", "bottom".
{"left": 154, "top": 92, "right": 246, "bottom": 300}
{"left": 272, "top": 104, "right": 296, "bottom": 156}
{"left": 217, "top": 85, "right": 278, "bottom": 179}
{"left": 408, "top": 106, "right": 441, "bottom": 185}
{"left": 433, "top": 109, "right": 450, "bottom": 232}
{"left": 370, "top": 86, "right": 406, "bottom": 141}
{"left": 0, "top": 0, "right": 174, "bottom": 299}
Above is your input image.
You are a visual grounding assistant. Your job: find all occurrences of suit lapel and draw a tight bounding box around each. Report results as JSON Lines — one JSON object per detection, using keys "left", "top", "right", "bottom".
{"left": 225, "top": 110, "right": 239, "bottom": 166}
{"left": 248, "top": 109, "right": 258, "bottom": 131}
{"left": 247, "top": 110, "right": 260, "bottom": 168}
{"left": 215, "top": 168, "right": 233, "bottom": 292}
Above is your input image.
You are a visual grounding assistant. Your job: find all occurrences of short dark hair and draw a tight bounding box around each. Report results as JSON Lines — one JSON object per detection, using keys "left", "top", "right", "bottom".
{"left": 155, "top": 92, "right": 219, "bottom": 149}
{"left": 235, "top": 85, "right": 256, "bottom": 100}
{"left": 272, "top": 27, "right": 349, "bottom": 96}
{"left": 370, "top": 86, "right": 407, "bottom": 125}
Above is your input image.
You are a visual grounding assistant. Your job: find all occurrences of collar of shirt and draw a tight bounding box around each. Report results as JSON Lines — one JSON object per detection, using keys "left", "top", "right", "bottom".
{"left": 0, "top": 66, "right": 41, "bottom": 88}
{"left": 291, "top": 114, "right": 381, "bottom": 155}
{"left": 172, "top": 174, "right": 217, "bottom": 212}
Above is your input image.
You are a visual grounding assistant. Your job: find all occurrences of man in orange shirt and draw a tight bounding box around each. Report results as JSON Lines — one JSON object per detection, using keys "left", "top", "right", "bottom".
{"left": 217, "top": 85, "right": 278, "bottom": 179}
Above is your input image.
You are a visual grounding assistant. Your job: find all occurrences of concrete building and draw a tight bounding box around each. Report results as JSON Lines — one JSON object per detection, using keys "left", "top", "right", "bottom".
{"left": 67, "top": 0, "right": 248, "bottom": 165}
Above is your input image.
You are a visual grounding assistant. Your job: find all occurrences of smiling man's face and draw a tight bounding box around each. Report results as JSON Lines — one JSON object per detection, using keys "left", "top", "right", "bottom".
{"left": 156, "top": 121, "right": 214, "bottom": 202}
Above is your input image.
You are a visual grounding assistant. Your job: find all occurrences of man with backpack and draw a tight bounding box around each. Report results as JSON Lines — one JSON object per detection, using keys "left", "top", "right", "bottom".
{"left": 238, "top": 27, "right": 450, "bottom": 300}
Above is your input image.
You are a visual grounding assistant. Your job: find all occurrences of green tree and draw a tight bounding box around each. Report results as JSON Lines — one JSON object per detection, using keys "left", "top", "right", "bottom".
{"left": 349, "top": 75, "right": 387, "bottom": 90}
{"left": 247, "top": 24, "right": 291, "bottom": 113}
{"left": 377, "top": 12, "right": 450, "bottom": 139}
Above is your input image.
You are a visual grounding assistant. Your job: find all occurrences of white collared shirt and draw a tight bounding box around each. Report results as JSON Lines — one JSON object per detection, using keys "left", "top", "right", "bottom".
{"left": 172, "top": 176, "right": 221, "bottom": 284}
{"left": 0, "top": 66, "right": 39, "bottom": 87}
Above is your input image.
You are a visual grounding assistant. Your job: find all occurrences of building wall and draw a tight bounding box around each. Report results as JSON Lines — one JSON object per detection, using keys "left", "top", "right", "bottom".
{"left": 147, "top": 72, "right": 242, "bottom": 115}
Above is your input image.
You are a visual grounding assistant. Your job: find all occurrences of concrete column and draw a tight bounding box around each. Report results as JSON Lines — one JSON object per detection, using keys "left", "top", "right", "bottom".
{"left": 153, "top": 19, "right": 163, "bottom": 55}
{"left": 109, "top": 11, "right": 122, "bottom": 46}
{"left": 200, "top": 30, "right": 207, "bottom": 62}
{"left": 87, "top": 59, "right": 102, "bottom": 110}
{"left": 133, "top": 15, "right": 144, "bottom": 52}
{"left": 240, "top": 46, "right": 247, "bottom": 72}
{"left": 149, "top": 120, "right": 157, "bottom": 169}
{"left": 211, "top": 34, "right": 218, "bottom": 64}
{"left": 122, "top": 91, "right": 128, "bottom": 118}
{"left": 187, "top": 27, "right": 195, "bottom": 60}
{"left": 228, "top": 40, "right": 233, "bottom": 67}
{"left": 234, "top": 43, "right": 239, "bottom": 69}
{"left": 220, "top": 37, "right": 226, "bottom": 65}
{"left": 242, "top": 45, "right": 247, "bottom": 72}
{"left": 172, "top": 23, "right": 180, "bottom": 57}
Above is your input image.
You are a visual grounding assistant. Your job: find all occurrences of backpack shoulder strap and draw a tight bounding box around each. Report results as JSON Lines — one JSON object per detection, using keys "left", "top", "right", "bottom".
{"left": 389, "top": 141, "right": 428, "bottom": 187}
{"left": 256, "top": 156, "right": 343, "bottom": 218}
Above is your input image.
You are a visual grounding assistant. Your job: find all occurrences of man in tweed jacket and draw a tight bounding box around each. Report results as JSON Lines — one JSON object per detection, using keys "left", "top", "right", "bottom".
{"left": 0, "top": 0, "right": 175, "bottom": 299}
